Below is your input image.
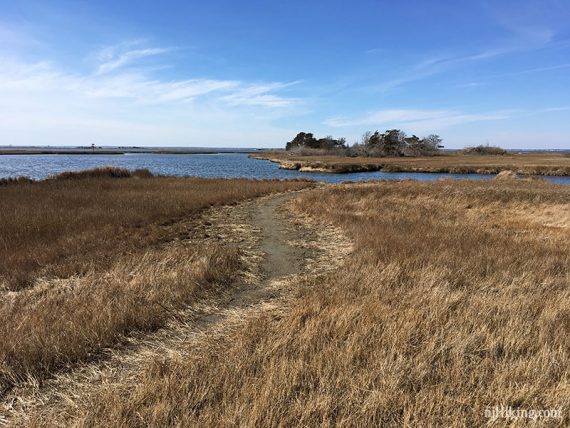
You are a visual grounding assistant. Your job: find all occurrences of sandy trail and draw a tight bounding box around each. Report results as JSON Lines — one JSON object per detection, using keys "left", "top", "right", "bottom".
{"left": 1, "top": 190, "right": 351, "bottom": 426}
{"left": 255, "top": 193, "right": 304, "bottom": 279}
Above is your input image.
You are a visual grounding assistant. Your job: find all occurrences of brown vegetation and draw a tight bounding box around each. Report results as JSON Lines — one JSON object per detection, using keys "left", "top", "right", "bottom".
{"left": 33, "top": 178, "right": 570, "bottom": 426}
{"left": 460, "top": 144, "right": 508, "bottom": 156}
{"left": 49, "top": 166, "right": 154, "bottom": 179}
{"left": 0, "top": 168, "right": 310, "bottom": 291}
{"left": 252, "top": 150, "right": 570, "bottom": 175}
{"left": 0, "top": 245, "right": 239, "bottom": 394}
{"left": 0, "top": 169, "right": 311, "bottom": 393}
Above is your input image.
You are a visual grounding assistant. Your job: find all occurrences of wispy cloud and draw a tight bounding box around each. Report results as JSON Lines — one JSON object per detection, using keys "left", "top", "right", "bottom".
{"left": 371, "top": 48, "right": 519, "bottom": 92}
{"left": 324, "top": 109, "right": 513, "bottom": 133}
{"left": 414, "top": 47, "right": 522, "bottom": 71}
{"left": 84, "top": 74, "right": 240, "bottom": 103}
{"left": 0, "top": 21, "right": 45, "bottom": 53}
{"left": 499, "top": 62, "right": 570, "bottom": 77}
{"left": 541, "top": 106, "right": 570, "bottom": 113}
{"left": 222, "top": 81, "right": 301, "bottom": 108}
{"left": 371, "top": 22, "right": 566, "bottom": 94}
{"left": 0, "top": 53, "right": 299, "bottom": 108}
{"left": 364, "top": 47, "right": 385, "bottom": 55}
{"left": 0, "top": 44, "right": 302, "bottom": 146}
{"left": 460, "top": 62, "right": 570, "bottom": 87}
{"left": 483, "top": 0, "right": 562, "bottom": 45}
{"left": 94, "top": 42, "right": 174, "bottom": 74}
{"left": 456, "top": 82, "right": 486, "bottom": 88}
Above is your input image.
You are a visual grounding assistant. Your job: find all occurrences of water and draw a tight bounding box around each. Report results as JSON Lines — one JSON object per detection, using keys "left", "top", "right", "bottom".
{"left": 1, "top": 153, "right": 570, "bottom": 184}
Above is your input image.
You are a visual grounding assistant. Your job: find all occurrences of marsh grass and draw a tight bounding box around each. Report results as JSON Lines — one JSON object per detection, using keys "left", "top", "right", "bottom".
{"left": 0, "top": 169, "right": 311, "bottom": 393}
{"left": 0, "top": 169, "right": 310, "bottom": 291}
{"left": 255, "top": 151, "right": 570, "bottom": 175}
{"left": 0, "top": 244, "right": 238, "bottom": 393}
{"left": 55, "top": 179, "right": 570, "bottom": 427}
{"left": 49, "top": 166, "right": 154, "bottom": 180}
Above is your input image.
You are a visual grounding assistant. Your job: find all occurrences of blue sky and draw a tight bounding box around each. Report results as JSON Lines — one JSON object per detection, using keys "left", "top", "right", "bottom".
{"left": 0, "top": 0, "right": 569, "bottom": 148}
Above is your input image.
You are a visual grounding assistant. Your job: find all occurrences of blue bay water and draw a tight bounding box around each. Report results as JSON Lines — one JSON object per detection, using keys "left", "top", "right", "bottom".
{"left": 1, "top": 153, "right": 570, "bottom": 185}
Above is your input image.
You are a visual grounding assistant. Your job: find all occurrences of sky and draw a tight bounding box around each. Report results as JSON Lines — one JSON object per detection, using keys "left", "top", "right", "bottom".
{"left": 0, "top": 0, "right": 569, "bottom": 149}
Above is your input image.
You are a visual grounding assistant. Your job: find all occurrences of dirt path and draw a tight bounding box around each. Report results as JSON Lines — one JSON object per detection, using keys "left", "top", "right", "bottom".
{"left": 255, "top": 193, "right": 304, "bottom": 279}
{"left": 1, "top": 190, "right": 351, "bottom": 426}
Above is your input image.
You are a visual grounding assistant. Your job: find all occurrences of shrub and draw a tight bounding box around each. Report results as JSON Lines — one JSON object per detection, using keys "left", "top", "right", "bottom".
{"left": 460, "top": 145, "right": 507, "bottom": 155}
{"left": 286, "top": 132, "right": 347, "bottom": 152}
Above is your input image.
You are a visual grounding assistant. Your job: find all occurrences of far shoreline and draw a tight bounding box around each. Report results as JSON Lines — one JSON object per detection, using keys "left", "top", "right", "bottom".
{"left": 250, "top": 150, "right": 570, "bottom": 176}
{"left": 0, "top": 148, "right": 259, "bottom": 156}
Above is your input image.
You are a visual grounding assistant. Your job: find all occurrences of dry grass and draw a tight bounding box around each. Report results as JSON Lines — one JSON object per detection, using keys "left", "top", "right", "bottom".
{"left": 252, "top": 151, "right": 570, "bottom": 175}
{"left": 0, "top": 244, "right": 238, "bottom": 394}
{"left": 0, "top": 169, "right": 311, "bottom": 394}
{"left": 0, "top": 168, "right": 310, "bottom": 291}
{"left": 53, "top": 179, "right": 570, "bottom": 426}
{"left": 49, "top": 166, "right": 154, "bottom": 179}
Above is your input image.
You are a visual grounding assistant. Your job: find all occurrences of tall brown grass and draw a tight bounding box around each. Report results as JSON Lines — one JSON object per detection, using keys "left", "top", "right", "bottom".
{"left": 48, "top": 166, "right": 154, "bottom": 179}
{"left": 0, "top": 168, "right": 310, "bottom": 291}
{"left": 0, "top": 244, "right": 238, "bottom": 394}
{"left": 56, "top": 179, "right": 570, "bottom": 426}
{"left": 0, "top": 169, "right": 311, "bottom": 394}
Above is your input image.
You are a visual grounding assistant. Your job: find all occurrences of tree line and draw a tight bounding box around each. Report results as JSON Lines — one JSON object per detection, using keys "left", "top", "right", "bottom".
{"left": 285, "top": 130, "right": 443, "bottom": 157}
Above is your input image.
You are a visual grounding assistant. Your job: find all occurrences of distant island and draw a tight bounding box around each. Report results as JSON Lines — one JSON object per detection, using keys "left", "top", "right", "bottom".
{"left": 285, "top": 129, "right": 443, "bottom": 157}
{"left": 250, "top": 130, "right": 570, "bottom": 176}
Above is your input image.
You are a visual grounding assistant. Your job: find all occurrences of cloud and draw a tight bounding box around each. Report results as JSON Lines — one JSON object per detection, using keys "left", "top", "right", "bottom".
{"left": 369, "top": 18, "right": 566, "bottom": 94}
{"left": 466, "top": 62, "right": 570, "bottom": 87}
{"left": 482, "top": 0, "right": 565, "bottom": 45}
{"left": 324, "top": 109, "right": 513, "bottom": 133}
{"left": 0, "top": 21, "right": 45, "bottom": 54}
{"left": 84, "top": 74, "right": 240, "bottom": 103}
{"left": 500, "top": 62, "right": 570, "bottom": 77}
{"left": 0, "top": 55, "right": 299, "bottom": 107}
{"left": 371, "top": 48, "right": 519, "bottom": 93}
{"left": 0, "top": 49, "right": 302, "bottom": 147}
{"left": 364, "top": 48, "right": 385, "bottom": 55}
{"left": 222, "top": 81, "right": 301, "bottom": 108}
{"left": 541, "top": 106, "right": 570, "bottom": 113}
{"left": 456, "top": 82, "right": 486, "bottom": 88}
{"left": 94, "top": 43, "right": 174, "bottom": 74}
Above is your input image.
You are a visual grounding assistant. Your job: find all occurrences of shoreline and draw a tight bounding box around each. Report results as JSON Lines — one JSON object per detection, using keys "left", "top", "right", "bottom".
{"left": 0, "top": 149, "right": 258, "bottom": 156}
{"left": 250, "top": 152, "right": 570, "bottom": 176}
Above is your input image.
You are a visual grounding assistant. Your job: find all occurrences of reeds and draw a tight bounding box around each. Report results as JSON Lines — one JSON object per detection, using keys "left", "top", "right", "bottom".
{"left": 0, "top": 170, "right": 311, "bottom": 393}
{"left": 53, "top": 179, "right": 570, "bottom": 426}
{"left": 0, "top": 170, "right": 311, "bottom": 291}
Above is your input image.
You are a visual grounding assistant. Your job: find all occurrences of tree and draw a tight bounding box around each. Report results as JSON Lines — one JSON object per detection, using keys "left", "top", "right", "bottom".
{"left": 287, "top": 130, "right": 443, "bottom": 156}
{"left": 404, "top": 135, "right": 422, "bottom": 156}
{"left": 361, "top": 129, "right": 405, "bottom": 156}
{"left": 285, "top": 132, "right": 318, "bottom": 151}
{"left": 423, "top": 134, "right": 444, "bottom": 151}
{"left": 382, "top": 129, "right": 406, "bottom": 156}
{"left": 404, "top": 134, "right": 442, "bottom": 156}
{"left": 286, "top": 132, "right": 347, "bottom": 151}
{"left": 361, "top": 131, "right": 374, "bottom": 146}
